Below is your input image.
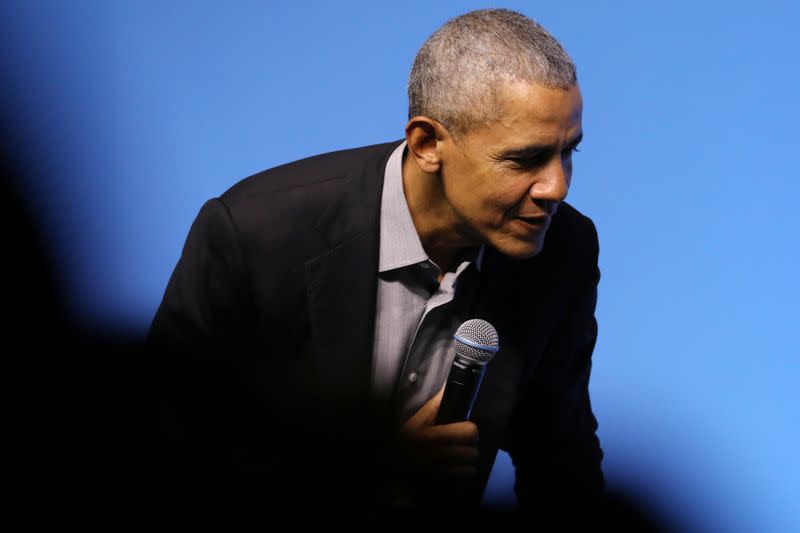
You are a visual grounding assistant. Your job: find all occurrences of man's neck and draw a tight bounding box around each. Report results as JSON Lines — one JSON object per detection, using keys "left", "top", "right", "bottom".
{"left": 401, "top": 150, "right": 480, "bottom": 275}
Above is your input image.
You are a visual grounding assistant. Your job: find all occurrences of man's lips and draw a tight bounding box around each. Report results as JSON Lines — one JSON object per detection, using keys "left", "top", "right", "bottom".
{"left": 515, "top": 215, "right": 549, "bottom": 225}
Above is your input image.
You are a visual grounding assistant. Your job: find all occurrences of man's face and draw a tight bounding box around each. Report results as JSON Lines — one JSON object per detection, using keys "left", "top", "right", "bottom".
{"left": 438, "top": 82, "right": 583, "bottom": 259}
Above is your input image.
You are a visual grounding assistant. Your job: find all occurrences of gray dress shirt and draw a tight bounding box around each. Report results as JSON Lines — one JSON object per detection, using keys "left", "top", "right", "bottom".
{"left": 371, "top": 141, "right": 484, "bottom": 420}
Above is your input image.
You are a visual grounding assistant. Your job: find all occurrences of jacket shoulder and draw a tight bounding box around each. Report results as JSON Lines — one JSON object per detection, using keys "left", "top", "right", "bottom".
{"left": 211, "top": 140, "right": 400, "bottom": 253}
{"left": 221, "top": 140, "right": 401, "bottom": 201}
{"left": 534, "top": 201, "right": 600, "bottom": 279}
{"left": 548, "top": 202, "right": 598, "bottom": 252}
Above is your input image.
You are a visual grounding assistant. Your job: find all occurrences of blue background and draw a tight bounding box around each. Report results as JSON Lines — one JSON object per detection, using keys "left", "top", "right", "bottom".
{"left": 3, "top": 1, "right": 798, "bottom": 530}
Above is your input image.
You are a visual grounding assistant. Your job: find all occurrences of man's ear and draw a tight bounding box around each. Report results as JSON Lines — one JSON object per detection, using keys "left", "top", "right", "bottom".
{"left": 405, "top": 116, "right": 450, "bottom": 174}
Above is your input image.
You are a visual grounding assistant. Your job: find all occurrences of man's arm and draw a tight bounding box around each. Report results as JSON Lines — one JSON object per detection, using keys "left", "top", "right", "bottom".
{"left": 148, "top": 198, "right": 251, "bottom": 350}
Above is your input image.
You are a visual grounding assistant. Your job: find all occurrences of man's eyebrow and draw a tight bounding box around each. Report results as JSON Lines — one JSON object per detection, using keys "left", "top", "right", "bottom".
{"left": 499, "top": 132, "right": 583, "bottom": 158}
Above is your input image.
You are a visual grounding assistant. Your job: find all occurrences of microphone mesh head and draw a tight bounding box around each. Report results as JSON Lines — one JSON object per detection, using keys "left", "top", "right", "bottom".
{"left": 453, "top": 319, "right": 499, "bottom": 365}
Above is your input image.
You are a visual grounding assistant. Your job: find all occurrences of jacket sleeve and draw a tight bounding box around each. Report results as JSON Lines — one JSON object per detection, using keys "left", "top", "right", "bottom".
{"left": 147, "top": 198, "right": 251, "bottom": 351}
{"left": 507, "top": 220, "right": 605, "bottom": 524}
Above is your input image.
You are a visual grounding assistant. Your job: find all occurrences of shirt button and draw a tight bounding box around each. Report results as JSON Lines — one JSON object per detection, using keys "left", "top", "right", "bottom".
{"left": 408, "top": 372, "right": 418, "bottom": 384}
{"left": 420, "top": 262, "right": 430, "bottom": 269}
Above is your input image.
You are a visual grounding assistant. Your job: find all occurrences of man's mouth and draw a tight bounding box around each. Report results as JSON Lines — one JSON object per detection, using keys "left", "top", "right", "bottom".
{"left": 516, "top": 215, "right": 549, "bottom": 225}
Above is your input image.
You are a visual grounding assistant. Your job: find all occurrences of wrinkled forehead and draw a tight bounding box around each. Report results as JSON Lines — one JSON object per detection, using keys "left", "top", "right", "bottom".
{"left": 497, "top": 81, "right": 582, "bottom": 126}
{"left": 465, "top": 81, "right": 582, "bottom": 149}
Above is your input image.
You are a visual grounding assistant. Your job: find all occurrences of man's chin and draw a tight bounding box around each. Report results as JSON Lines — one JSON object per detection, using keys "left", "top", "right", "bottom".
{"left": 492, "top": 237, "right": 545, "bottom": 260}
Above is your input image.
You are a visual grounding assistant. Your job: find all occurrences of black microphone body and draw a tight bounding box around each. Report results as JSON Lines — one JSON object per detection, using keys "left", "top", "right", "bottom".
{"left": 435, "top": 356, "right": 487, "bottom": 424}
{"left": 435, "top": 319, "right": 499, "bottom": 425}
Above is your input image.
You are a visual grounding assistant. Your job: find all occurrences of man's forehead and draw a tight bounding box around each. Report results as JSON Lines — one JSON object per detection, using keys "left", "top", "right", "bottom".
{"left": 496, "top": 81, "right": 583, "bottom": 125}
{"left": 467, "top": 83, "right": 581, "bottom": 150}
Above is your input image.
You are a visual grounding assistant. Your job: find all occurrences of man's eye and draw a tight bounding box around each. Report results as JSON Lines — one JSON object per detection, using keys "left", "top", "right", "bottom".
{"left": 562, "top": 145, "right": 581, "bottom": 158}
{"left": 510, "top": 156, "right": 546, "bottom": 168}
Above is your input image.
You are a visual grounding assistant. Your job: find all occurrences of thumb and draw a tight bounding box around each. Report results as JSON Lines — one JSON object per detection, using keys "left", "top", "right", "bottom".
{"left": 404, "top": 383, "right": 446, "bottom": 430}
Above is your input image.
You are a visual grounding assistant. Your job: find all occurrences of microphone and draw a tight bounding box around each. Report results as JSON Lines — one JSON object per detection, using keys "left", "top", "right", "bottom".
{"left": 435, "top": 319, "right": 499, "bottom": 425}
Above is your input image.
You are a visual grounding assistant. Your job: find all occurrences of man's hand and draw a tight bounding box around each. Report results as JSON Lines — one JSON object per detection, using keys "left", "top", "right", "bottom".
{"left": 399, "top": 384, "right": 480, "bottom": 481}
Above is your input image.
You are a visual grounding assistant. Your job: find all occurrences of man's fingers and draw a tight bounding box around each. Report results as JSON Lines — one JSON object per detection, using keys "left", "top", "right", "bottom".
{"left": 432, "top": 465, "right": 478, "bottom": 480}
{"left": 409, "top": 420, "right": 479, "bottom": 444}
{"left": 403, "top": 383, "right": 446, "bottom": 430}
{"left": 427, "top": 443, "right": 480, "bottom": 463}
{"left": 403, "top": 442, "right": 480, "bottom": 471}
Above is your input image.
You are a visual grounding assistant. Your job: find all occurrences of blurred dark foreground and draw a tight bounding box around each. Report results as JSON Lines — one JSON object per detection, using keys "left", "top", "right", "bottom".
{"left": 4, "top": 150, "right": 670, "bottom": 532}
{"left": 33, "top": 339, "right": 669, "bottom": 532}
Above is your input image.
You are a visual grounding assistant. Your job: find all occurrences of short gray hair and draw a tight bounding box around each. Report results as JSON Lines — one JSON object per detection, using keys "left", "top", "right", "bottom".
{"left": 408, "top": 8, "right": 576, "bottom": 137}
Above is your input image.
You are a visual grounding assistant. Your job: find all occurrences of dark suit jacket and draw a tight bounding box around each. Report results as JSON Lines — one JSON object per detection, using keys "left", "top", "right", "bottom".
{"left": 149, "top": 139, "right": 604, "bottom": 525}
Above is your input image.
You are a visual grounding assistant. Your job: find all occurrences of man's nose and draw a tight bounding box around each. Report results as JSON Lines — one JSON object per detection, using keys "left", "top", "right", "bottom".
{"left": 529, "top": 158, "right": 569, "bottom": 214}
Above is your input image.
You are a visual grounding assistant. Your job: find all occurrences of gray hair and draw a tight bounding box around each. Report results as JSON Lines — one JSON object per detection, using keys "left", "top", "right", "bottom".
{"left": 408, "top": 8, "right": 576, "bottom": 137}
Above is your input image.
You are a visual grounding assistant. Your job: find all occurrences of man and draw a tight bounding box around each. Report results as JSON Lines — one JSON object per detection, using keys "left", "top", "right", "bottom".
{"left": 149, "top": 8, "right": 604, "bottom": 527}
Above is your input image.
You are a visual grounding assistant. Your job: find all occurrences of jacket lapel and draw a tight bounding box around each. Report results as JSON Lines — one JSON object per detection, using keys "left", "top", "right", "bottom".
{"left": 301, "top": 141, "right": 401, "bottom": 407}
{"left": 304, "top": 231, "right": 378, "bottom": 404}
